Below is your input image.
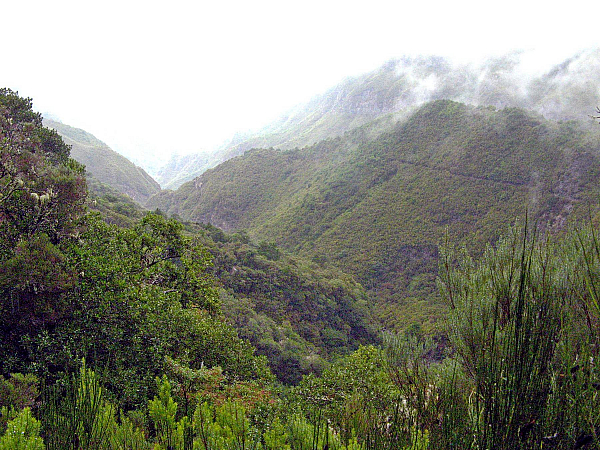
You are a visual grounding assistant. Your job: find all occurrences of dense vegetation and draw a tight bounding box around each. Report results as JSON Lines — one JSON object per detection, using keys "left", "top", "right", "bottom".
{"left": 0, "top": 88, "right": 270, "bottom": 410}
{"left": 85, "top": 177, "right": 147, "bottom": 227}
{"left": 2, "top": 87, "right": 600, "bottom": 449}
{"left": 149, "top": 100, "right": 600, "bottom": 332}
{"left": 189, "top": 223, "right": 379, "bottom": 384}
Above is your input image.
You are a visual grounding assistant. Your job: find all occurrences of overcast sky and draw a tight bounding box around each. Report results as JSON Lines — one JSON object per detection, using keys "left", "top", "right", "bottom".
{"left": 1, "top": 0, "right": 598, "bottom": 166}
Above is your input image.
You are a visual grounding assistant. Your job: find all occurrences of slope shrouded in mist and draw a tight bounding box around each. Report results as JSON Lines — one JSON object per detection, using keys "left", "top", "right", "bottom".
{"left": 157, "top": 49, "right": 600, "bottom": 189}
{"left": 148, "top": 100, "right": 600, "bottom": 330}
{"left": 155, "top": 152, "right": 222, "bottom": 190}
{"left": 44, "top": 119, "right": 161, "bottom": 205}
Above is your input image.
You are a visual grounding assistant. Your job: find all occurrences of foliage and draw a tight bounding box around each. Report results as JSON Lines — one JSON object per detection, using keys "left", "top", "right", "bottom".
{"left": 85, "top": 176, "right": 146, "bottom": 227}
{"left": 280, "top": 221, "right": 600, "bottom": 449}
{"left": 149, "top": 376, "right": 191, "bottom": 450}
{"left": 0, "top": 87, "right": 87, "bottom": 373}
{"left": 186, "top": 222, "right": 379, "bottom": 384}
{"left": 0, "top": 373, "right": 39, "bottom": 419}
{"left": 6, "top": 83, "right": 600, "bottom": 448}
{"left": 20, "top": 218, "right": 600, "bottom": 449}
{"left": 294, "top": 345, "right": 400, "bottom": 447}
{"left": 0, "top": 90, "right": 270, "bottom": 413}
{"left": 0, "top": 89, "right": 86, "bottom": 249}
{"left": 435, "top": 223, "right": 600, "bottom": 449}
{"left": 149, "top": 101, "right": 600, "bottom": 333}
{"left": 31, "top": 363, "right": 363, "bottom": 449}
{"left": 0, "top": 407, "right": 44, "bottom": 450}
{"left": 40, "top": 362, "right": 116, "bottom": 450}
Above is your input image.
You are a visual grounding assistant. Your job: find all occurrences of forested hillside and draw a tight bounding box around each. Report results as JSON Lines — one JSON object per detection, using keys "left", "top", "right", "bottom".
{"left": 0, "top": 88, "right": 270, "bottom": 412}
{"left": 44, "top": 119, "right": 161, "bottom": 204}
{"left": 2, "top": 76, "right": 600, "bottom": 448}
{"left": 187, "top": 223, "right": 378, "bottom": 384}
{"left": 149, "top": 100, "right": 600, "bottom": 331}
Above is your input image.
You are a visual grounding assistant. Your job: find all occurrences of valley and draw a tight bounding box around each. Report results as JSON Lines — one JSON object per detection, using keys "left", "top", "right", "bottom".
{"left": 2, "top": 47, "right": 600, "bottom": 448}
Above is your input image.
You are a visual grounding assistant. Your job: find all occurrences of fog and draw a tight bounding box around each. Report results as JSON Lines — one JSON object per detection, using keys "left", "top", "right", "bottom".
{"left": 1, "top": 0, "right": 597, "bottom": 172}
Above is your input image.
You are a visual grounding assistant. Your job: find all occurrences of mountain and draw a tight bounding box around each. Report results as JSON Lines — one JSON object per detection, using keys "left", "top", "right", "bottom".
{"left": 154, "top": 152, "right": 221, "bottom": 190}
{"left": 44, "top": 119, "right": 161, "bottom": 205}
{"left": 41, "top": 114, "right": 379, "bottom": 383}
{"left": 156, "top": 49, "right": 600, "bottom": 189}
{"left": 86, "top": 190, "right": 378, "bottom": 383}
{"left": 186, "top": 222, "right": 379, "bottom": 384}
{"left": 85, "top": 176, "right": 147, "bottom": 227}
{"left": 148, "top": 100, "right": 600, "bottom": 331}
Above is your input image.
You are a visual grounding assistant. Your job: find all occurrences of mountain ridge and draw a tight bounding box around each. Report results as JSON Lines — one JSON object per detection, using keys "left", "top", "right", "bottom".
{"left": 156, "top": 49, "right": 600, "bottom": 189}
{"left": 147, "top": 100, "right": 600, "bottom": 331}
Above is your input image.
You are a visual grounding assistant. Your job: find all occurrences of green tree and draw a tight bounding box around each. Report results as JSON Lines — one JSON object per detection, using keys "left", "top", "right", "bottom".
{"left": 0, "top": 90, "right": 270, "bottom": 410}
{"left": 0, "top": 88, "right": 86, "bottom": 248}
{"left": 0, "top": 88, "right": 86, "bottom": 374}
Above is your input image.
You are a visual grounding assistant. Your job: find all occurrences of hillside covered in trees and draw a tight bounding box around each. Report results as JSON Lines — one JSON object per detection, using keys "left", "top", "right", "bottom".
{"left": 149, "top": 100, "right": 600, "bottom": 332}
{"left": 2, "top": 71, "right": 600, "bottom": 449}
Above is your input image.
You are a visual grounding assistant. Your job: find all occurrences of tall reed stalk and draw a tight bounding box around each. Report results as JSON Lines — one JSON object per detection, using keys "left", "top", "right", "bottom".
{"left": 438, "top": 223, "right": 600, "bottom": 449}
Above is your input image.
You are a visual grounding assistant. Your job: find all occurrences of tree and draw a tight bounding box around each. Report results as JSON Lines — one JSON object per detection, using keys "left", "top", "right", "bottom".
{"left": 0, "top": 89, "right": 271, "bottom": 411}
{"left": 0, "top": 89, "right": 86, "bottom": 249}
{"left": 0, "top": 89, "right": 87, "bottom": 371}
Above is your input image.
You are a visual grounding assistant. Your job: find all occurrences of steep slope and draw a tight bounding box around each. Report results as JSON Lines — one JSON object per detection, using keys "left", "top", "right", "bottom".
{"left": 89, "top": 187, "right": 378, "bottom": 384}
{"left": 148, "top": 101, "right": 600, "bottom": 330}
{"left": 188, "top": 223, "right": 379, "bottom": 384}
{"left": 85, "top": 176, "right": 147, "bottom": 227}
{"left": 44, "top": 119, "right": 161, "bottom": 204}
{"left": 157, "top": 49, "right": 600, "bottom": 188}
{"left": 154, "top": 152, "right": 221, "bottom": 190}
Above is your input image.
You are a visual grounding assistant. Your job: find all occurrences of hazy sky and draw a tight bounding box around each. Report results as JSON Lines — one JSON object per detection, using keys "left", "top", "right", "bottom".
{"left": 1, "top": 0, "right": 598, "bottom": 166}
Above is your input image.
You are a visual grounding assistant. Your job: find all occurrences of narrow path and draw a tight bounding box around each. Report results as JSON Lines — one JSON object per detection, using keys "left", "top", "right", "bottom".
{"left": 394, "top": 158, "right": 528, "bottom": 188}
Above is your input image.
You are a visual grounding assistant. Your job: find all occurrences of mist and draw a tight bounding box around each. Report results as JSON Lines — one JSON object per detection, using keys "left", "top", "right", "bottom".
{"left": 1, "top": 0, "right": 598, "bottom": 177}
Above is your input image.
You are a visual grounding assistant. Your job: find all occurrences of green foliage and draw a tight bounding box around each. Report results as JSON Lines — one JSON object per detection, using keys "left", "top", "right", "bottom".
{"left": 41, "top": 362, "right": 114, "bottom": 450}
{"left": 109, "top": 413, "right": 150, "bottom": 450}
{"left": 0, "top": 88, "right": 87, "bottom": 373}
{"left": 436, "top": 223, "right": 600, "bottom": 449}
{"left": 187, "top": 222, "right": 379, "bottom": 383}
{"left": 0, "top": 373, "right": 39, "bottom": 412}
{"left": 279, "top": 221, "right": 600, "bottom": 449}
{"left": 286, "top": 413, "right": 345, "bottom": 450}
{"left": 149, "top": 101, "right": 600, "bottom": 333}
{"left": 7, "top": 83, "right": 600, "bottom": 448}
{"left": 0, "top": 408, "right": 44, "bottom": 450}
{"left": 85, "top": 176, "right": 146, "bottom": 227}
{"left": 0, "top": 234, "right": 77, "bottom": 334}
{"left": 0, "top": 89, "right": 86, "bottom": 248}
{"left": 294, "top": 345, "right": 409, "bottom": 449}
{"left": 0, "top": 89, "right": 270, "bottom": 412}
{"left": 262, "top": 418, "right": 289, "bottom": 450}
{"left": 149, "top": 376, "right": 190, "bottom": 450}
{"left": 194, "top": 401, "right": 261, "bottom": 450}
{"left": 0, "top": 210, "right": 272, "bottom": 409}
